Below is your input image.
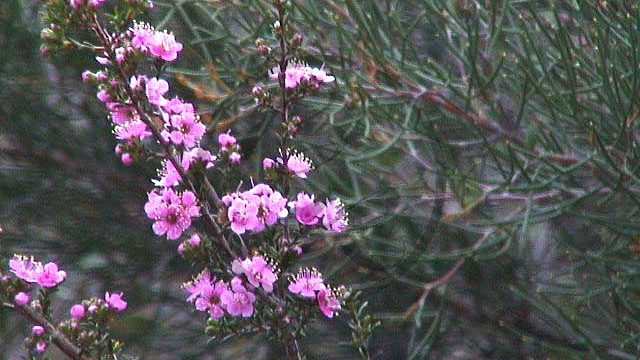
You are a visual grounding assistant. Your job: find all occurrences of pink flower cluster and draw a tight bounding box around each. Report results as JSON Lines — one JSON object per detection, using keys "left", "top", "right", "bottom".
{"left": 183, "top": 269, "right": 256, "bottom": 318}
{"left": 289, "top": 193, "right": 348, "bottom": 232}
{"left": 105, "top": 292, "right": 128, "bottom": 311}
{"left": 269, "top": 63, "right": 335, "bottom": 89}
{"left": 218, "top": 132, "right": 242, "bottom": 164}
{"left": 263, "top": 149, "right": 313, "bottom": 179}
{"left": 130, "top": 22, "right": 183, "bottom": 62}
{"left": 222, "top": 184, "right": 289, "bottom": 235}
{"left": 232, "top": 255, "right": 278, "bottom": 293}
{"left": 288, "top": 268, "right": 341, "bottom": 318}
{"left": 144, "top": 188, "right": 200, "bottom": 240}
{"left": 159, "top": 96, "right": 206, "bottom": 148}
{"left": 9, "top": 255, "right": 66, "bottom": 288}
{"left": 153, "top": 147, "right": 216, "bottom": 187}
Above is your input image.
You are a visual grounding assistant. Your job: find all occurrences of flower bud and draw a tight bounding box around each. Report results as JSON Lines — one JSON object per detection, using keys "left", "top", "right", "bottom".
{"left": 35, "top": 341, "right": 47, "bottom": 354}
{"left": 70, "top": 304, "right": 85, "bottom": 319}
{"left": 32, "top": 326, "right": 45, "bottom": 336}
{"left": 14, "top": 292, "right": 30, "bottom": 306}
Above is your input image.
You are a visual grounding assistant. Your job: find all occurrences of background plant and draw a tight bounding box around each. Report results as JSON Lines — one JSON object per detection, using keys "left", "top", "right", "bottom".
{"left": 2, "top": 0, "right": 640, "bottom": 359}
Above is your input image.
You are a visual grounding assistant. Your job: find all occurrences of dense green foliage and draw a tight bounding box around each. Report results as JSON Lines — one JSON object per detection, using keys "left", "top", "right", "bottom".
{"left": 2, "top": 0, "right": 640, "bottom": 358}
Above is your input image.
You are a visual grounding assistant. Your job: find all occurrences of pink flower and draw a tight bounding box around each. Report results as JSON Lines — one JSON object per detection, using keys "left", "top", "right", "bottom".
{"left": 145, "top": 77, "right": 169, "bottom": 106}
{"left": 32, "top": 325, "right": 45, "bottom": 335}
{"left": 88, "top": 0, "right": 107, "bottom": 7}
{"left": 288, "top": 268, "right": 326, "bottom": 297}
{"left": 321, "top": 198, "right": 348, "bottom": 232}
{"left": 289, "top": 192, "right": 324, "bottom": 226}
{"left": 109, "top": 105, "right": 137, "bottom": 125}
{"left": 227, "top": 197, "right": 259, "bottom": 234}
{"left": 224, "top": 184, "right": 288, "bottom": 234}
{"left": 35, "top": 341, "right": 47, "bottom": 354}
{"left": 70, "top": 304, "right": 85, "bottom": 319}
{"left": 95, "top": 55, "right": 109, "bottom": 65}
{"left": 69, "top": 0, "right": 84, "bottom": 8}
{"left": 130, "top": 22, "right": 154, "bottom": 53}
{"left": 317, "top": 289, "right": 341, "bottom": 318}
{"left": 188, "top": 234, "right": 201, "bottom": 247}
{"left": 183, "top": 147, "right": 216, "bottom": 169}
{"left": 286, "top": 152, "right": 312, "bottom": 178}
{"left": 105, "top": 292, "right": 127, "bottom": 311}
{"left": 14, "top": 292, "right": 30, "bottom": 306}
{"left": 129, "top": 75, "right": 147, "bottom": 91}
{"left": 183, "top": 268, "right": 213, "bottom": 303}
{"left": 147, "top": 31, "right": 183, "bottom": 62}
{"left": 144, "top": 188, "right": 200, "bottom": 240}
{"left": 114, "top": 120, "right": 151, "bottom": 141}
{"left": 231, "top": 256, "right": 277, "bottom": 293}
{"left": 194, "top": 279, "right": 228, "bottom": 319}
{"left": 269, "top": 63, "right": 335, "bottom": 89}
{"left": 262, "top": 157, "right": 275, "bottom": 169}
{"left": 36, "top": 262, "right": 66, "bottom": 288}
{"left": 221, "top": 277, "right": 256, "bottom": 317}
{"left": 9, "top": 255, "right": 40, "bottom": 283}
{"left": 218, "top": 132, "right": 237, "bottom": 151}
{"left": 96, "top": 89, "right": 111, "bottom": 103}
{"left": 229, "top": 152, "right": 241, "bottom": 164}
{"left": 161, "top": 111, "right": 206, "bottom": 148}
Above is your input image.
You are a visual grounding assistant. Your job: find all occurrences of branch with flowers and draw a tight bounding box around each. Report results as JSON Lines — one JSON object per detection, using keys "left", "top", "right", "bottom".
{"left": 0, "top": 0, "right": 378, "bottom": 358}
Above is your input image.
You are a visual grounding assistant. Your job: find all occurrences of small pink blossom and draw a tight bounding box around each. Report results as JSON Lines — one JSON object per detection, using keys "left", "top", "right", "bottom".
{"left": 145, "top": 77, "right": 169, "bottom": 106}
{"left": 188, "top": 234, "right": 201, "bottom": 247}
{"left": 147, "top": 31, "right": 183, "bottom": 62}
{"left": 130, "top": 22, "right": 154, "bottom": 53}
{"left": 36, "top": 262, "right": 66, "bottom": 287}
{"left": 289, "top": 192, "right": 324, "bottom": 226}
{"left": 161, "top": 111, "right": 205, "bottom": 148}
{"left": 224, "top": 184, "right": 288, "bottom": 234}
{"left": 9, "top": 255, "right": 40, "bottom": 283}
{"left": 194, "top": 278, "right": 228, "bottom": 319}
{"left": 317, "top": 288, "right": 341, "bottom": 318}
{"left": 183, "top": 268, "right": 213, "bottom": 303}
{"left": 69, "top": 0, "right": 84, "bottom": 8}
{"left": 269, "top": 63, "right": 335, "bottom": 89}
{"left": 95, "top": 55, "right": 109, "bottom": 65}
{"left": 70, "top": 304, "right": 85, "bottom": 319}
{"left": 229, "top": 152, "right": 241, "bottom": 164}
{"left": 232, "top": 256, "right": 277, "bottom": 293}
{"left": 105, "top": 292, "right": 127, "bottom": 311}
{"left": 88, "top": 0, "right": 107, "bottom": 7}
{"left": 262, "top": 157, "right": 275, "bottom": 169}
{"left": 96, "top": 89, "right": 111, "bottom": 103}
{"left": 286, "top": 151, "right": 312, "bottom": 178}
{"left": 227, "top": 197, "right": 259, "bottom": 235}
{"left": 32, "top": 326, "right": 45, "bottom": 335}
{"left": 218, "top": 132, "right": 237, "bottom": 151}
{"left": 144, "top": 188, "right": 200, "bottom": 240}
{"left": 35, "top": 341, "right": 47, "bottom": 354}
{"left": 14, "top": 292, "right": 30, "bottom": 306}
{"left": 114, "top": 120, "right": 151, "bottom": 141}
{"left": 221, "top": 277, "right": 256, "bottom": 317}
{"left": 321, "top": 198, "right": 348, "bottom": 232}
{"left": 288, "top": 268, "right": 326, "bottom": 297}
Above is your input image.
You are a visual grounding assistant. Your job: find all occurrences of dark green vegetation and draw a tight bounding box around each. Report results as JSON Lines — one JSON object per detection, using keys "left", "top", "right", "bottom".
{"left": 2, "top": 0, "right": 640, "bottom": 359}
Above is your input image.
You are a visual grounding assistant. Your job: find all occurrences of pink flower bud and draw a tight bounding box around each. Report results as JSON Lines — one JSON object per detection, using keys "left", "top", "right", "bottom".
{"left": 96, "top": 71, "right": 108, "bottom": 81}
{"left": 35, "top": 341, "right": 47, "bottom": 354}
{"left": 88, "top": 304, "right": 98, "bottom": 313}
{"left": 262, "top": 158, "right": 275, "bottom": 169}
{"left": 251, "top": 86, "right": 263, "bottom": 95}
{"left": 32, "top": 325, "right": 45, "bottom": 335}
{"left": 14, "top": 292, "right": 30, "bottom": 306}
{"left": 121, "top": 153, "right": 133, "bottom": 166}
{"left": 177, "top": 243, "right": 186, "bottom": 254}
{"left": 114, "top": 144, "right": 124, "bottom": 155}
{"left": 70, "top": 304, "right": 85, "bottom": 319}
{"left": 81, "top": 71, "right": 92, "bottom": 82}
{"left": 188, "top": 234, "right": 201, "bottom": 247}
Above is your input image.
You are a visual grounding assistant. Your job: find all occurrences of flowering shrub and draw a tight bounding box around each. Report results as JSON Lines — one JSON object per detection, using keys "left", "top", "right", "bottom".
{"left": 0, "top": 0, "right": 376, "bottom": 358}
